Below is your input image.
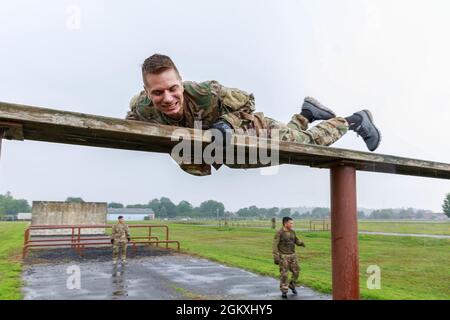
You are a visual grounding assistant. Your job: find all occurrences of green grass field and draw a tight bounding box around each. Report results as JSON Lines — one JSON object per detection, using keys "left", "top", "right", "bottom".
{"left": 358, "top": 221, "right": 450, "bottom": 235}
{"left": 0, "top": 222, "right": 27, "bottom": 300}
{"left": 177, "top": 219, "right": 450, "bottom": 235}
{"left": 1, "top": 220, "right": 449, "bottom": 300}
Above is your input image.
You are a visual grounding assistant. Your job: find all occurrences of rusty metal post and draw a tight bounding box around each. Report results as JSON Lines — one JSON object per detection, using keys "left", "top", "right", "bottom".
{"left": 76, "top": 227, "right": 81, "bottom": 254}
{"left": 165, "top": 226, "right": 169, "bottom": 249}
{"left": 23, "top": 228, "right": 30, "bottom": 258}
{"left": 24, "top": 228, "right": 30, "bottom": 246}
{"left": 330, "top": 165, "right": 360, "bottom": 300}
{"left": 150, "top": 226, "right": 153, "bottom": 246}
{"left": 71, "top": 227, "right": 75, "bottom": 248}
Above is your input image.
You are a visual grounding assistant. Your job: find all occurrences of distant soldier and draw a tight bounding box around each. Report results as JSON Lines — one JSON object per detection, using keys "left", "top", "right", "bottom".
{"left": 271, "top": 217, "right": 276, "bottom": 229}
{"left": 111, "top": 216, "right": 131, "bottom": 264}
{"left": 272, "top": 216, "right": 305, "bottom": 299}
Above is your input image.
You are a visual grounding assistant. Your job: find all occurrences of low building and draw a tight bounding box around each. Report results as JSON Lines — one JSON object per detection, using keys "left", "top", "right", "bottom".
{"left": 17, "top": 212, "right": 32, "bottom": 220}
{"left": 0, "top": 215, "right": 17, "bottom": 221}
{"left": 107, "top": 208, "right": 155, "bottom": 221}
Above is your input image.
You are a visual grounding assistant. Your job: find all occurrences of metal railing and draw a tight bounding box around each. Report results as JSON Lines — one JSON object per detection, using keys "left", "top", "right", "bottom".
{"left": 309, "top": 219, "right": 330, "bottom": 231}
{"left": 23, "top": 224, "right": 180, "bottom": 258}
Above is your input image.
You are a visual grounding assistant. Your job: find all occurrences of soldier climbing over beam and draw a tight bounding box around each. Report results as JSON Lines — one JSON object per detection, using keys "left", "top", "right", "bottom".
{"left": 126, "top": 54, "right": 381, "bottom": 176}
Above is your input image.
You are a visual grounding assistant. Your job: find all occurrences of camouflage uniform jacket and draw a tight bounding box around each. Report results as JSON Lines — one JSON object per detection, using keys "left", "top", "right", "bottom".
{"left": 126, "top": 80, "right": 256, "bottom": 130}
{"left": 111, "top": 223, "right": 130, "bottom": 242}
{"left": 272, "top": 228, "right": 304, "bottom": 256}
{"left": 126, "top": 81, "right": 258, "bottom": 176}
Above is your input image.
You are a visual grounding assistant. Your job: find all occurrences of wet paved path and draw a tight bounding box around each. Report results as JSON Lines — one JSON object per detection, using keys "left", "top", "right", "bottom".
{"left": 22, "top": 253, "right": 330, "bottom": 300}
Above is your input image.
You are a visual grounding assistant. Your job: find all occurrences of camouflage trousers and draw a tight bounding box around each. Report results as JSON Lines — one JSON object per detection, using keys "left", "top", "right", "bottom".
{"left": 113, "top": 241, "right": 127, "bottom": 261}
{"left": 278, "top": 253, "right": 300, "bottom": 293}
{"left": 177, "top": 113, "right": 349, "bottom": 176}
{"left": 234, "top": 112, "right": 349, "bottom": 145}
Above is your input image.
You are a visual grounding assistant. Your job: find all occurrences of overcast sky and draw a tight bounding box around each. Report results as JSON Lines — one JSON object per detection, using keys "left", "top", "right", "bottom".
{"left": 1, "top": 0, "right": 449, "bottom": 212}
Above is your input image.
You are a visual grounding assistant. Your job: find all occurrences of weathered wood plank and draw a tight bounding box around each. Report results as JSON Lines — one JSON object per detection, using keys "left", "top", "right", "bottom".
{"left": 1, "top": 101, "right": 449, "bottom": 179}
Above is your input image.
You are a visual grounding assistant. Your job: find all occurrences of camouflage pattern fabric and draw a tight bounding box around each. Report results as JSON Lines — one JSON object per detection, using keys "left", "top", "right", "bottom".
{"left": 278, "top": 253, "right": 300, "bottom": 293}
{"left": 126, "top": 80, "right": 254, "bottom": 129}
{"left": 273, "top": 228, "right": 304, "bottom": 293}
{"left": 126, "top": 81, "right": 349, "bottom": 176}
{"left": 111, "top": 223, "right": 130, "bottom": 242}
{"left": 113, "top": 241, "right": 127, "bottom": 262}
{"left": 111, "top": 223, "right": 129, "bottom": 262}
{"left": 272, "top": 228, "right": 304, "bottom": 255}
{"left": 261, "top": 114, "right": 348, "bottom": 146}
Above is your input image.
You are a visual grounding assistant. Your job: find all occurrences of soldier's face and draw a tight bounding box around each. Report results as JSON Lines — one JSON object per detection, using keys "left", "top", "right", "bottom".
{"left": 119, "top": 218, "right": 124, "bottom": 224}
{"left": 144, "top": 69, "right": 184, "bottom": 119}
{"left": 285, "top": 220, "right": 294, "bottom": 230}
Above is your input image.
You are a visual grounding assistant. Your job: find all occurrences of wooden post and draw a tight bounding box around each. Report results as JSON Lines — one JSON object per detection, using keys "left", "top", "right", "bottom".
{"left": 330, "top": 165, "right": 360, "bottom": 300}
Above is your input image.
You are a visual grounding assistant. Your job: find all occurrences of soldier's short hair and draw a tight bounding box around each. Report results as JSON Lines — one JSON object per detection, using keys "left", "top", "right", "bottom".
{"left": 142, "top": 54, "right": 181, "bottom": 85}
{"left": 118, "top": 216, "right": 124, "bottom": 220}
{"left": 282, "top": 217, "right": 293, "bottom": 225}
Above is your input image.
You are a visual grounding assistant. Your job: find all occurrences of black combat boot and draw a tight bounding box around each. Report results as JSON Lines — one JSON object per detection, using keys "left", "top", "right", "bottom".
{"left": 281, "top": 292, "right": 288, "bottom": 299}
{"left": 345, "top": 110, "right": 382, "bottom": 152}
{"left": 301, "top": 97, "right": 337, "bottom": 122}
{"left": 289, "top": 281, "right": 298, "bottom": 295}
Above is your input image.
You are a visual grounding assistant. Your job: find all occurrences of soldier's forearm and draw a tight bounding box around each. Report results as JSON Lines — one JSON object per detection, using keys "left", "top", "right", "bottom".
{"left": 272, "top": 244, "right": 279, "bottom": 256}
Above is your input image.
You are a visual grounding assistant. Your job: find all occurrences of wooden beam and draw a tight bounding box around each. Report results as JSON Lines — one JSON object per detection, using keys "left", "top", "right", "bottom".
{"left": 1, "top": 101, "right": 449, "bottom": 179}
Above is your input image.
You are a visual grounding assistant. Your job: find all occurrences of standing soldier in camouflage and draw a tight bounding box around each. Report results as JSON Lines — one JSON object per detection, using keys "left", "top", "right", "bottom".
{"left": 126, "top": 54, "right": 381, "bottom": 176}
{"left": 273, "top": 216, "right": 305, "bottom": 299}
{"left": 111, "top": 216, "right": 131, "bottom": 264}
{"left": 271, "top": 217, "right": 276, "bottom": 229}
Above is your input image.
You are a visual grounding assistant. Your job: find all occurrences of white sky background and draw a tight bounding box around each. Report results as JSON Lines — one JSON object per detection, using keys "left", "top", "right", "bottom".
{"left": 0, "top": 0, "right": 449, "bottom": 212}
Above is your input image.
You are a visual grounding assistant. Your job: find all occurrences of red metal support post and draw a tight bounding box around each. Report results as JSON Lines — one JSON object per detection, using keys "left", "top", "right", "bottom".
{"left": 330, "top": 165, "right": 360, "bottom": 300}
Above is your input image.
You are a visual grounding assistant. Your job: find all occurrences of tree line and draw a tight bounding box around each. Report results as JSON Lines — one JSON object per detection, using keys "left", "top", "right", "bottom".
{"left": 0, "top": 192, "right": 31, "bottom": 216}
{"left": 1, "top": 192, "right": 449, "bottom": 219}
{"left": 109, "top": 198, "right": 225, "bottom": 219}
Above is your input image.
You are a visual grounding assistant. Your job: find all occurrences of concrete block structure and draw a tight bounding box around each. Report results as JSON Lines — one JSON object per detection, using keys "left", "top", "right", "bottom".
{"left": 31, "top": 201, "right": 107, "bottom": 235}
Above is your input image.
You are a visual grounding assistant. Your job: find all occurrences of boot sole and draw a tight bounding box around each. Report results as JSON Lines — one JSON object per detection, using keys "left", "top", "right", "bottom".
{"left": 304, "top": 97, "right": 336, "bottom": 119}
{"left": 361, "top": 109, "right": 382, "bottom": 151}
